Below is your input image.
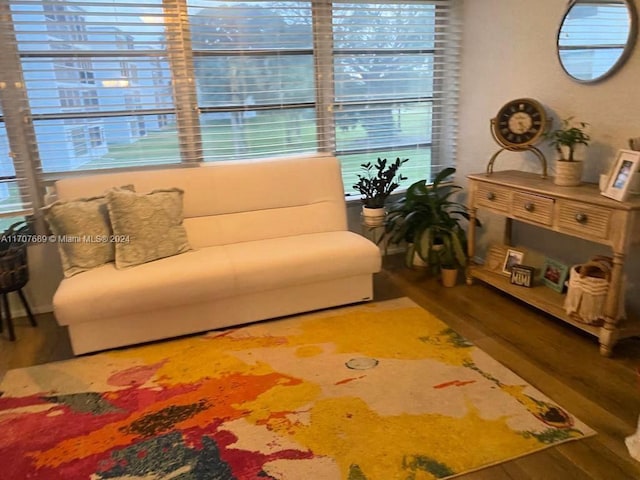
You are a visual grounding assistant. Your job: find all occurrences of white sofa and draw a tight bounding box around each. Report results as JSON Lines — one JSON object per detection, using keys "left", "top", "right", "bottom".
{"left": 52, "top": 154, "right": 381, "bottom": 354}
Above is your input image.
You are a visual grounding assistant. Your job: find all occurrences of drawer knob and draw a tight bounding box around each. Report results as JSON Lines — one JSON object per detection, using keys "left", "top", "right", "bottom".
{"left": 524, "top": 202, "right": 535, "bottom": 212}
{"left": 486, "top": 192, "right": 496, "bottom": 201}
{"left": 575, "top": 213, "right": 588, "bottom": 224}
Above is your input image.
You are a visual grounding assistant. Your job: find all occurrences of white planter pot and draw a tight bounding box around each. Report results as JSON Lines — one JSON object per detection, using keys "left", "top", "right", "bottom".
{"left": 413, "top": 251, "right": 428, "bottom": 268}
{"left": 554, "top": 160, "right": 583, "bottom": 186}
{"left": 404, "top": 243, "right": 428, "bottom": 269}
{"left": 362, "top": 206, "right": 386, "bottom": 227}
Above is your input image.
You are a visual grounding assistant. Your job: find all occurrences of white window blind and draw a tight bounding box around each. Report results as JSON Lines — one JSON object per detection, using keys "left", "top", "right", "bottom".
{"left": 331, "top": 0, "right": 461, "bottom": 193}
{"left": 0, "top": 0, "right": 461, "bottom": 218}
{"left": 0, "top": 118, "right": 33, "bottom": 218}
{"left": 0, "top": 6, "right": 37, "bottom": 219}
{"left": 187, "top": 0, "right": 319, "bottom": 160}
{"left": 9, "top": 0, "right": 181, "bottom": 174}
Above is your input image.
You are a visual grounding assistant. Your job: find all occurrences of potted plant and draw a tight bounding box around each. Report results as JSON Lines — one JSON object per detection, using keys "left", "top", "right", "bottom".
{"left": 546, "top": 116, "right": 591, "bottom": 186}
{"left": 353, "top": 157, "right": 408, "bottom": 226}
{"left": 382, "top": 167, "right": 479, "bottom": 285}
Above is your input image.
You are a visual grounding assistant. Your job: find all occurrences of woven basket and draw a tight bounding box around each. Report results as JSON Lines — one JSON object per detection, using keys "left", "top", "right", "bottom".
{"left": 564, "top": 258, "right": 612, "bottom": 326}
{"left": 0, "top": 244, "right": 29, "bottom": 293}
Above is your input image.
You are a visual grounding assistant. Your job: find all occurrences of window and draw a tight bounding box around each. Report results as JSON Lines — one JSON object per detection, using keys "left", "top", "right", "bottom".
{"left": 0, "top": 0, "right": 460, "bottom": 219}
{"left": 188, "top": 1, "right": 317, "bottom": 160}
{"left": 89, "top": 125, "right": 104, "bottom": 148}
{"left": 332, "top": 1, "right": 459, "bottom": 192}
{"left": 0, "top": 122, "right": 23, "bottom": 217}
{"left": 70, "top": 127, "right": 87, "bottom": 156}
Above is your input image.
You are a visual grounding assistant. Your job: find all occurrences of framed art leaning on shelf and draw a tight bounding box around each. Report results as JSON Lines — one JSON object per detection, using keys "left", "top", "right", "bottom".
{"left": 542, "top": 257, "right": 569, "bottom": 293}
{"left": 502, "top": 249, "right": 524, "bottom": 275}
{"left": 601, "top": 149, "right": 640, "bottom": 201}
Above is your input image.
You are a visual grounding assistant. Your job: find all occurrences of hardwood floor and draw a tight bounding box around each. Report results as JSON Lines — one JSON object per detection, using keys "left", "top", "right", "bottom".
{"left": 2, "top": 254, "right": 640, "bottom": 479}
{"left": 376, "top": 255, "right": 640, "bottom": 479}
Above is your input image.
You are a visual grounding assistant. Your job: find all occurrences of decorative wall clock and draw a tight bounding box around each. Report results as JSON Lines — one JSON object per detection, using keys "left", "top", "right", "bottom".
{"left": 487, "top": 98, "right": 549, "bottom": 178}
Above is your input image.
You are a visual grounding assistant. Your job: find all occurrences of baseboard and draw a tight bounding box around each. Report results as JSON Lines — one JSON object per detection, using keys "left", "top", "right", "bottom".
{"left": 5, "top": 298, "right": 53, "bottom": 319}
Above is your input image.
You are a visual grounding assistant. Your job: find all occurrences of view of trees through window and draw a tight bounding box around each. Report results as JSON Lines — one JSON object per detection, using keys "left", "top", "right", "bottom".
{"left": 0, "top": 0, "right": 459, "bottom": 217}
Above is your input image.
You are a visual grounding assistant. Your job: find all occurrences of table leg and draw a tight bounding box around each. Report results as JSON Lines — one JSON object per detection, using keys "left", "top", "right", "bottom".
{"left": 466, "top": 206, "right": 477, "bottom": 285}
{"left": 599, "top": 252, "right": 624, "bottom": 356}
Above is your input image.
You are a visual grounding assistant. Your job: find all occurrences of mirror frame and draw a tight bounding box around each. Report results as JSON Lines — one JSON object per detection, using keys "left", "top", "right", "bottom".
{"left": 557, "top": 0, "right": 639, "bottom": 84}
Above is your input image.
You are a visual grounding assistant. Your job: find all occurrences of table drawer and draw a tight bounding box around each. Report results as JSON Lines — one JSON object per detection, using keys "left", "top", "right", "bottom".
{"left": 512, "top": 192, "right": 554, "bottom": 226}
{"left": 557, "top": 200, "right": 610, "bottom": 239}
{"left": 476, "top": 183, "right": 510, "bottom": 212}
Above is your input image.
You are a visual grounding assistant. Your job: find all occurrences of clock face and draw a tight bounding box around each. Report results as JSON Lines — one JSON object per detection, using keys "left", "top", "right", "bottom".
{"left": 494, "top": 98, "right": 546, "bottom": 147}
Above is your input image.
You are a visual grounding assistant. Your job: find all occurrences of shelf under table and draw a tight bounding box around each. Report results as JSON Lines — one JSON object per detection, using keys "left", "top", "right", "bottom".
{"left": 469, "top": 266, "right": 601, "bottom": 337}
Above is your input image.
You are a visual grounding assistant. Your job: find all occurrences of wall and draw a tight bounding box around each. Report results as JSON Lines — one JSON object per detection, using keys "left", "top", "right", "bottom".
{"left": 458, "top": 0, "right": 640, "bottom": 187}
{"left": 456, "top": 0, "right": 640, "bottom": 305}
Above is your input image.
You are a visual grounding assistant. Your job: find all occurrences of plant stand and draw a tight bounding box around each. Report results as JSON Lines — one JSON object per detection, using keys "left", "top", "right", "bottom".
{"left": 0, "top": 244, "right": 37, "bottom": 341}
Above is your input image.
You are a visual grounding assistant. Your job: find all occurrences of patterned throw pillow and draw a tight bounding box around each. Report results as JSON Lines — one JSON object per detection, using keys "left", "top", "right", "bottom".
{"left": 42, "top": 186, "right": 133, "bottom": 278}
{"left": 106, "top": 188, "right": 191, "bottom": 269}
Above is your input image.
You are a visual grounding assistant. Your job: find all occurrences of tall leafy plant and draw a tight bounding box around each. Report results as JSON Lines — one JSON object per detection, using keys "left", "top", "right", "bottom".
{"left": 382, "top": 167, "right": 479, "bottom": 271}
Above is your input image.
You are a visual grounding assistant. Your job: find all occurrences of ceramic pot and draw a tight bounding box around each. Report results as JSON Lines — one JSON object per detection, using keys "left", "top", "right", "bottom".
{"left": 554, "top": 160, "right": 583, "bottom": 186}
{"left": 404, "top": 244, "right": 428, "bottom": 269}
{"left": 441, "top": 267, "right": 458, "bottom": 287}
{"left": 412, "top": 251, "right": 428, "bottom": 269}
{"left": 362, "top": 206, "right": 386, "bottom": 227}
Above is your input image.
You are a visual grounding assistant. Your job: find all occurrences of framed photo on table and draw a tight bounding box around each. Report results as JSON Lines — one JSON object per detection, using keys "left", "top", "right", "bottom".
{"left": 502, "top": 249, "right": 524, "bottom": 275}
{"left": 542, "top": 257, "right": 569, "bottom": 293}
{"left": 601, "top": 149, "right": 640, "bottom": 201}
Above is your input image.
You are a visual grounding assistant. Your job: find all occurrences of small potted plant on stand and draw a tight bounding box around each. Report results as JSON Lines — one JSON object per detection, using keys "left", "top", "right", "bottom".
{"left": 546, "top": 116, "right": 591, "bottom": 186}
{"left": 353, "top": 157, "right": 408, "bottom": 227}
{"left": 382, "top": 167, "right": 479, "bottom": 281}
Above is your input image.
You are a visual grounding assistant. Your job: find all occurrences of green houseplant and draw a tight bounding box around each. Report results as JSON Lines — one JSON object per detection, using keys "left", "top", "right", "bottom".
{"left": 546, "top": 117, "right": 591, "bottom": 186}
{"left": 353, "top": 157, "right": 408, "bottom": 227}
{"left": 382, "top": 167, "right": 479, "bottom": 281}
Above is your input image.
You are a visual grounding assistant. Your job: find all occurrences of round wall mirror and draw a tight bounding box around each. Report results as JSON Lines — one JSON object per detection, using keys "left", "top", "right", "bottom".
{"left": 557, "top": 0, "right": 638, "bottom": 83}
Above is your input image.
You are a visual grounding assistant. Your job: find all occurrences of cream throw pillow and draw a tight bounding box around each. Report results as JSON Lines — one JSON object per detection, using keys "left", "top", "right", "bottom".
{"left": 107, "top": 188, "right": 191, "bottom": 268}
{"left": 42, "top": 186, "right": 133, "bottom": 278}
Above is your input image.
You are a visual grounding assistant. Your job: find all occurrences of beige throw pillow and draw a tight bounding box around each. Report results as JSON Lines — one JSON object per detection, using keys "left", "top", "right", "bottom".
{"left": 42, "top": 186, "right": 133, "bottom": 278}
{"left": 107, "top": 188, "right": 191, "bottom": 269}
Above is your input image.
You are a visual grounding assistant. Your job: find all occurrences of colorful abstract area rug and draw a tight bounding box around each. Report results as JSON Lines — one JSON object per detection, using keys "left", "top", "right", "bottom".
{"left": 0, "top": 298, "right": 594, "bottom": 479}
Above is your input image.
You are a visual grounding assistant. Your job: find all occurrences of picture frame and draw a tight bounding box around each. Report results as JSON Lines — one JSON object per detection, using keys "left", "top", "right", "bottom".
{"left": 502, "top": 248, "right": 524, "bottom": 275}
{"left": 510, "top": 264, "right": 535, "bottom": 288}
{"left": 601, "top": 149, "right": 640, "bottom": 202}
{"left": 542, "top": 257, "right": 569, "bottom": 293}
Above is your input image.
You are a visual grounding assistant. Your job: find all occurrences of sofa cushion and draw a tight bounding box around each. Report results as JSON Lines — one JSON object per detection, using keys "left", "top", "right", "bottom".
{"left": 53, "top": 247, "right": 235, "bottom": 325}
{"left": 226, "top": 231, "right": 381, "bottom": 293}
{"left": 42, "top": 186, "right": 133, "bottom": 278}
{"left": 107, "top": 188, "right": 191, "bottom": 268}
{"left": 53, "top": 231, "right": 381, "bottom": 326}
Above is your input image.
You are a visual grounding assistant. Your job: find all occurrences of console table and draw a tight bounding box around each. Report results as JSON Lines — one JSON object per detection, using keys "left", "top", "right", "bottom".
{"left": 466, "top": 170, "right": 640, "bottom": 356}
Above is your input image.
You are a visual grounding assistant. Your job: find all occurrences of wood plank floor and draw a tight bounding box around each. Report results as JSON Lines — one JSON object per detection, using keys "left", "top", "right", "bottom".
{"left": 2, "top": 254, "right": 640, "bottom": 479}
